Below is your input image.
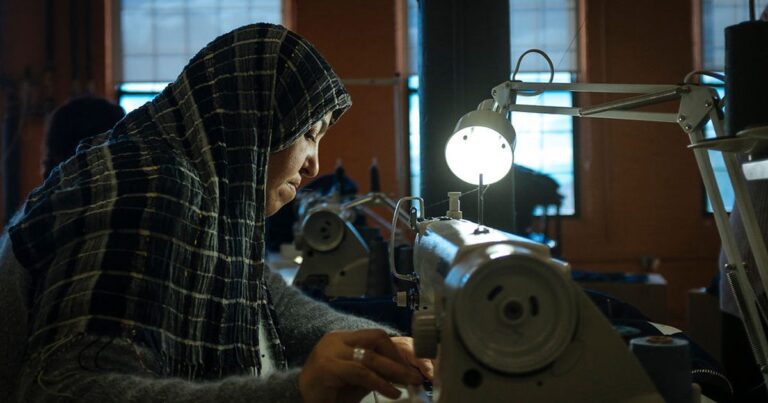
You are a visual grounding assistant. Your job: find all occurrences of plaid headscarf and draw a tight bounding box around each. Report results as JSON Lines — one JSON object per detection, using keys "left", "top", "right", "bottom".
{"left": 9, "top": 24, "right": 351, "bottom": 379}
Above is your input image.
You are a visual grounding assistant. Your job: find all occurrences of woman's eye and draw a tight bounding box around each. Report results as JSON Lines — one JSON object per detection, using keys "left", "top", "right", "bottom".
{"left": 304, "top": 132, "right": 318, "bottom": 143}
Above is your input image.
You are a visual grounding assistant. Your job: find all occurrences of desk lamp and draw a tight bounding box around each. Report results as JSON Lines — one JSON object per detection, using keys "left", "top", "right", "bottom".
{"left": 445, "top": 101, "right": 515, "bottom": 229}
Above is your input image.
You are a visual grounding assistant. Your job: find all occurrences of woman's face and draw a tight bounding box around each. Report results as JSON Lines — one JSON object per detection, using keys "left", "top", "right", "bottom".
{"left": 265, "top": 112, "right": 333, "bottom": 216}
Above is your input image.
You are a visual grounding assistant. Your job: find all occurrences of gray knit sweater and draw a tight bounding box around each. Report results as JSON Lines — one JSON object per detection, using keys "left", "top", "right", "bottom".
{"left": 0, "top": 229, "right": 397, "bottom": 402}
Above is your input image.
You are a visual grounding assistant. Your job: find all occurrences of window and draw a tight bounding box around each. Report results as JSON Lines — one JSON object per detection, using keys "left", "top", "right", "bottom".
{"left": 700, "top": 0, "right": 767, "bottom": 212}
{"left": 509, "top": 1, "right": 577, "bottom": 215}
{"left": 702, "top": 0, "right": 768, "bottom": 72}
{"left": 116, "top": 0, "right": 282, "bottom": 113}
{"left": 406, "top": 0, "right": 421, "bottom": 202}
{"left": 408, "top": 75, "right": 421, "bottom": 204}
{"left": 510, "top": 72, "right": 576, "bottom": 215}
{"left": 407, "top": 0, "right": 579, "bottom": 215}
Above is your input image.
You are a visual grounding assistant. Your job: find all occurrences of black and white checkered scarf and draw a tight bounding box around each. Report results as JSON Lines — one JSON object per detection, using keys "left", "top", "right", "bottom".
{"left": 9, "top": 23, "right": 351, "bottom": 379}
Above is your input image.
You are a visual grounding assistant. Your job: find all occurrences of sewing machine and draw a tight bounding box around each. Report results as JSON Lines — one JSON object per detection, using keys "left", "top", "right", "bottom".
{"left": 288, "top": 170, "right": 698, "bottom": 401}
{"left": 292, "top": 206, "right": 372, "bottom": 297}
{"left": 408, "top": 218, "right": 666, "bottom": 402}
{"left": 292, "top": 190, "right": 412, "bottom": 299}
{"left": 290, "top": 195, "right": 706, "bottom": 401}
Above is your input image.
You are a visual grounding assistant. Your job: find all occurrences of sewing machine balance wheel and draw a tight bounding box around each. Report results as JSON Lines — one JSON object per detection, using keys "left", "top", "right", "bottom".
{"left": 450, "top": 249, "right": 578, "bottom": 374}
{"left": 301, "top": 210, "right": 347, "bottom": 252}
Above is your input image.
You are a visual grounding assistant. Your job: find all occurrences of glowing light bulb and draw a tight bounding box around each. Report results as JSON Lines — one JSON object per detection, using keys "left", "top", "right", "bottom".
{"left": 446, "top": 124, "right": 513, "bottom": 185}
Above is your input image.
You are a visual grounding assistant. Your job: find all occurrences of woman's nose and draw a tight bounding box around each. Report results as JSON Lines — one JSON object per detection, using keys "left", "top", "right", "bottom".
{"left": 301, "top": 152, "right": 319, "bottom": 178}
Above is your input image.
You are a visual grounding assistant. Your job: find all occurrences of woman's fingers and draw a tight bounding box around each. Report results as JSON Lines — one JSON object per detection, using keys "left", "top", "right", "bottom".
{"left": 299, "top": 330, "right": 425, "bottom": 403}
{"left": 391, "top": 336, "right": 435, "bottom": 380}
{"left": 349, "top": 347, "right": 422, "bottom": 386}
{"left": 337, "top": 360, "right": 402, "bottom": 399}
{"left": 415, "top": 358, "right": 434, "bottom": 380}
{"left": 342, "top": 329, "right": 401, "bottom": 360}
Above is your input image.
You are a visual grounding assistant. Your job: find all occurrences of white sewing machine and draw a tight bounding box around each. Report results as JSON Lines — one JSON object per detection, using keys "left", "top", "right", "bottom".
{"left": 407, "top": 218, "right": 666, "bottom": 402}
{"left": 291, "top": 196, "right": 671, "bottom": 401}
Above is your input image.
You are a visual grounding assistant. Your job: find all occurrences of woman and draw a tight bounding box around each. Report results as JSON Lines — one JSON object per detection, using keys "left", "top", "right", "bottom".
{"left": 0, "top": 24, "right": 429, "bottom": 402}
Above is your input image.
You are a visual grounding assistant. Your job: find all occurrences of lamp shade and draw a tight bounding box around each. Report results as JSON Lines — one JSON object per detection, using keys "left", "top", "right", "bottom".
{"left": 445, "top": 109, "right": 516, "bottom": 185}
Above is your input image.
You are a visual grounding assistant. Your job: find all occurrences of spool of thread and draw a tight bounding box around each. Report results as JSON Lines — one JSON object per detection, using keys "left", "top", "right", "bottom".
{"left": 613, "top": 325, "right": 641, "bottom": 342}
{"left": 446, "top": 191, "right": 463, "bottom": 219}
{"left": 630, "top": 335, "right": 692, "bottom": 403}
{"left": 725, "top": 21, "right": 768, "bottom": 140}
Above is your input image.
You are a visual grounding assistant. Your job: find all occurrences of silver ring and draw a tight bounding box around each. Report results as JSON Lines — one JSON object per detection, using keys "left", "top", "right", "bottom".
{"left": 352, "top": 347, "right": 366, "bottom": 363}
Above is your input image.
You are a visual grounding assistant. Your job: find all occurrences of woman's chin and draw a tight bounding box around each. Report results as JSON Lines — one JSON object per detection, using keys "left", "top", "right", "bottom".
{"left": 266, "top": 190, "right": 297, "bottom": 216}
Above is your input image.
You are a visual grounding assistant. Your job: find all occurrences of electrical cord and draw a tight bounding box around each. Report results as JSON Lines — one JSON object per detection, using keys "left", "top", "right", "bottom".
{"left": 511, "top": 49, "right": 555, "bottom": 97}
{"left": 683, "top": 70, "right": 727, "bottom": 109}
{"left": 683, "top": 70, "right": 726, "bottom": 85}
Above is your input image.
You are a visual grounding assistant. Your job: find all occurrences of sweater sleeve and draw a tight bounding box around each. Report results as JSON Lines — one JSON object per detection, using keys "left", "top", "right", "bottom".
{"left": 15, "top": 271, "right": 401, "bottom": 403}
{"left": 15, "top": 335, "right": 304, "bottom": 403}
{"left": 266, "top": 269, "right": 400, "bottom": 366}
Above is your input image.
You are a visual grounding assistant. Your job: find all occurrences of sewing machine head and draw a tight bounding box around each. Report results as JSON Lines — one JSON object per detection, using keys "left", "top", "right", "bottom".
{"left": 410, "top": 218, "right": 664, "bottom": 403}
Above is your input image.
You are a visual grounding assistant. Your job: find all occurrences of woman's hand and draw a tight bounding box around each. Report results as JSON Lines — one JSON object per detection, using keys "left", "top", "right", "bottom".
{"left": 390, "top": 336, "right": 434, "bottom": 381}
{"left": 298, "top": 329, "right": 423, "bottom": 403}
